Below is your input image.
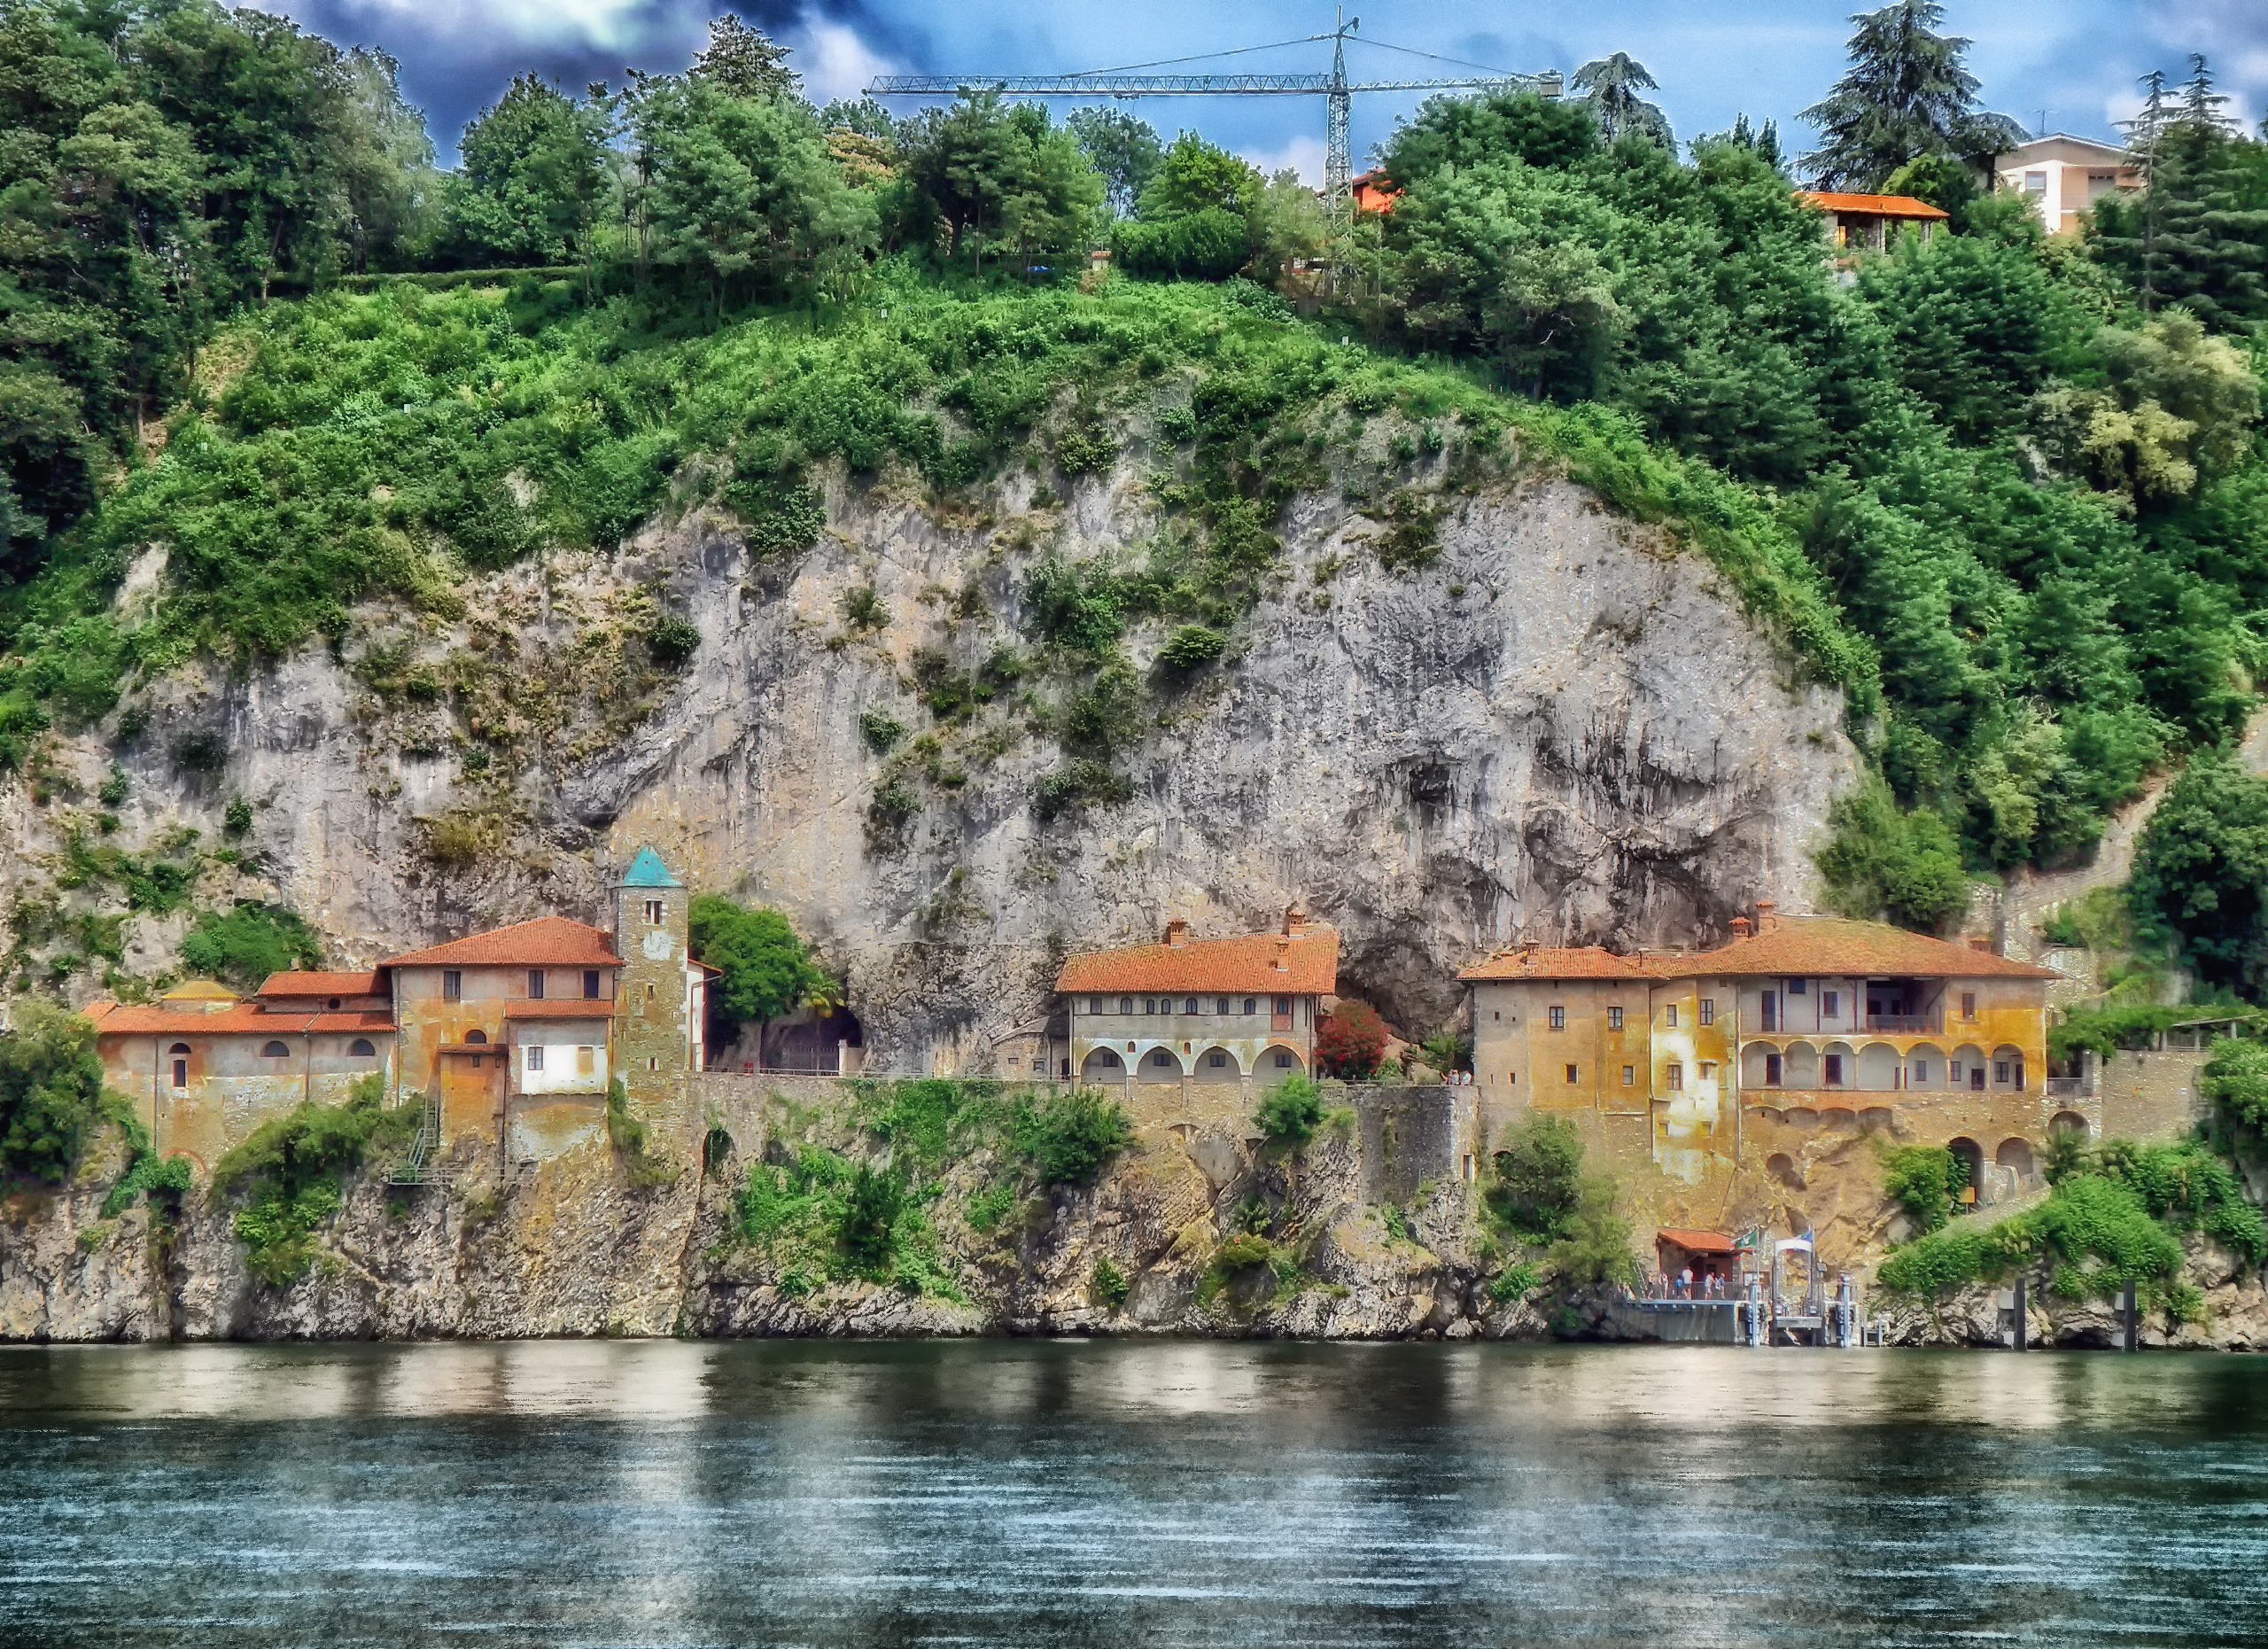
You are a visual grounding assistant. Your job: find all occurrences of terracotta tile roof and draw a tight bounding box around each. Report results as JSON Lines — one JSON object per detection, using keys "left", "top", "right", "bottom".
{"left": 503, "top": 1000, "right": 616, "bottom": 1021}
{"left": 1682, "top": 917, "right": 2060, "bottom": 980}
{"left": 1458, "top": 946, "right": 1663, "bottom": 982}
{"left": 1797, "top": 191, "right": 1951, "bottom": 220}
{"left": 1056, "top": 926, "right": 1339, "bottom": 995}
{"left": 1657, "top": 1228, "right": 1740, "bottom": 1256}
{"left": 90, "top": 1005, "right": 397, "bottom": 1037}
{"left": 380, "top": 917, "right": 623, "bottom": 969}
{"left": 257, "top": 971, "right": 385, "bottom": 999}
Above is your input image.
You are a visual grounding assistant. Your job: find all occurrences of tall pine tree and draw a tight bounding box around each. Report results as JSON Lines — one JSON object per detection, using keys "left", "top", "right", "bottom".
{"left": 1800, "top": 0, "right": 2025, "bottom": 190}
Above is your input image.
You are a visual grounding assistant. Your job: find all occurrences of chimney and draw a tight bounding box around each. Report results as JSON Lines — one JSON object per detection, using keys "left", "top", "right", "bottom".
{"left": 1755, "top": 899, "right": 1780, "bottom": 935}
{"left": 1966, "top": 933, "right": 1992, "bottom": 953}
{"left": 1273, "top": 936, "right": 1291, "bottom": 972}
{"left": 1164, "top": 918, "right": 1190, "bottom": 947}
{"left": 1284, "top": 901, "right": 1308, "bottom": 937}
{"left": 1520, "top": 940, "right": 1538, "bottom": 963}
{"left": 1729, "top": 916, "right": 1753, "bottom": 939}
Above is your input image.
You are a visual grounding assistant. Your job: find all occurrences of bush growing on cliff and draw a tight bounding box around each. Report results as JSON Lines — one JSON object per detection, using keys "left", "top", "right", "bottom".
{"left": 2203, "top": 1037, "right": 2268, "bottom": 1152}
{"left": 1880, "top": 1143, "right": 1963, "bottom": 1234}
{"left": 1316, "top": 1002, "right": 1390, "bottom": 1080}
{"left": 179, "top": 901, "right": 325, "bottom": 991}
{"left": 213, "top": 1074, "right": 411, "bottom": 1285}
{"left": 0, "top": 1003, "right": 108, "bottom": 1184}
{"left": 1007, "top": 1088, "right": 1132, "bottom": 1186}
{"left": 1255, "top": 1076, "right": 1325, "bottom": 1148}
{"left": 2131, "top": 758, "right": 2268, "bottom": 999}
{"left": 1487, "top": 1114, "right": 1586, "bottom": 1241}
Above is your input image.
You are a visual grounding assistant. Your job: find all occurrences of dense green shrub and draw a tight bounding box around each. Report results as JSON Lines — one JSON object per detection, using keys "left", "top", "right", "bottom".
{"left": 1881, "top": 1143, "right": 1963, "bottom": 1234}
{"left": 213, "top": 1074, "right": 411, "bottom": 1284}
{"left": 688, "top": 896, "right": 830, "bottom": 1028}
{"left": 179, "top": 901, "right": 324, "bottom": 990}
{"left": 2130, "top": 758, "right": 2268, "bottom": 998}
{"left": 0, "top": 1003, "right": 108, "bottom": 1184}
{"left": 1091, "top": 1256, "right": 1130, "bottom": 1309}
{"left": 1007, "top": 1088, "right": 1132, "bottom": 1186}
{"left": 1254, "top": 1076, "right": 1325, "bottom": 1147}
{"left": 1487, "top": 1113, "right": 1586, "bottom": 1241}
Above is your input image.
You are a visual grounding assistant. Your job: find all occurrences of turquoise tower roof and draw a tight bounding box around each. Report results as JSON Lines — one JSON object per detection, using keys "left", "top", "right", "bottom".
{"left": 620, "top": 847, "right": 683, "bottom": 889}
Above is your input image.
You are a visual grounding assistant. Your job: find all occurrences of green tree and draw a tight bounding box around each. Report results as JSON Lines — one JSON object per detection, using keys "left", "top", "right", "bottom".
{"left": 445, "top": 75, "right": 608, "bottom": 265}
{"left": 2130, "top": 755, "right": 2268, "bottom": 998}
{"left": 1857, "top": 230, "right": 2068, "bottom": 445}
{"left": 1379, "top": 88, "right": 1599, "bottom": 186}
{"left": 638, "top": 76, "right": 874, "bottom": 314}
{"left": 690, "top": 13, "right": 802, "bottom": 102}
{"left": 2031, "top": 313, "right": 2262, "bottom": 515}
{"left": 895, "top": 94, "right": 1102, "bottom": 271}
{"left": 1816, "top": 777, "right": 1971, "bottom": 930}
{"left": 0, "top": 1001, "right": 107, "bottom": 1184}
{"left": 689, "top": 894, "right": 832, "bottom": 1033}
{"left": 1067, "top": 106, "right": 1162, "bottom": 218}
{"left": 1798, "top": 0, "right": 2024, "bottom": 190}
{"left": 179, "top": 900, "right": 325, "bottom": 990}
{"left": 2090, "top": 81, "right": 2268, "bottom": 332}
{"left": 1487, "top": 1113, "right": 1585, "bottom": 1240}
{"left": 1572, "top": 53, "right": 1672, "bottom": 146}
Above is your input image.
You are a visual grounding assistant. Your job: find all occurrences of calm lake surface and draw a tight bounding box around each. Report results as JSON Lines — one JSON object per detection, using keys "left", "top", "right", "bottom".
{"left": 3, "top": 1341, "right": 2266, "bottom": 1648}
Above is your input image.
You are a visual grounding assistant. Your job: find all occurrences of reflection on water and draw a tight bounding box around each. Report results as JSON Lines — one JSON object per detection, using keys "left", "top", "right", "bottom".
{"left": 4, "top": 1341, "right": 2266, "bottom": 1647}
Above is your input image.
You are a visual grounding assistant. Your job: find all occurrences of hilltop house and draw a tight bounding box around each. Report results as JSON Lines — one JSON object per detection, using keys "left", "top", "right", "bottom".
{"left": 1056, "top": 906, "right": 1339, "bottom": 1090}
{"left": 88, "top": 847, "right": 708, "bottom": 1167}
{"left": 1796, "top": 191, "right": 1950, "bottom": 252}
{"left": 1461, "top": 903, "right": 2062, "bottom": 1200}
{"left": 1992, "top": 135, "right": 2140, "bottom": 237}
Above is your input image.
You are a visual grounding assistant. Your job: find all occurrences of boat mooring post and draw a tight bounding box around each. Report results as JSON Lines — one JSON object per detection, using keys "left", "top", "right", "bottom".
{"left": 2122, "top": 1280, "right": 2139, "bottom": 1351}
{"left": 2013, "top": 1274, "right": 2027, "bottom": 1352}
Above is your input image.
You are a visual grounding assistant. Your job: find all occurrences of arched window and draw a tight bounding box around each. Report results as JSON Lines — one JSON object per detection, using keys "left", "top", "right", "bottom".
{"left": 464, "top": 1029, "right": 487, "bottom": 1045}
{"left": 349, "top": 1038, "right": 377, "bottom": 1058}
{"left": 260, "top": 1040, "right": 290, "bottom": 1059}
{"left": 168, "top": 1042, "right": 190, "bottom": 1055}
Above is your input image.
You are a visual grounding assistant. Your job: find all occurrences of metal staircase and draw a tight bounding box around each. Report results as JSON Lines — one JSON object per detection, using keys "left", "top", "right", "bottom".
{"left": 388, "top": 1093, "right": 445, "bottom": 1186}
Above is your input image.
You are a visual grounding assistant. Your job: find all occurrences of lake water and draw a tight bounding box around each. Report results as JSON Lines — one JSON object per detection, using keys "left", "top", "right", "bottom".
{"left": 3, "top": 1341, "right": 2266, "bottom": 1647}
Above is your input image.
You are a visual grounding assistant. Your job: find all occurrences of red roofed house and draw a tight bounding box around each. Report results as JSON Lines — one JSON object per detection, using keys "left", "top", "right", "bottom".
{"left": 1056, "top": 906, "right": 1339, "bottom": 1092}
{"left": 1796, "top": 191, "right": 1949, "bottom": 253}
{"left": 89, "top": 847, "right": 707, "bottom": 1169}
{"left": 1459, "top": 902, "right": 2062, "bottom": 1215}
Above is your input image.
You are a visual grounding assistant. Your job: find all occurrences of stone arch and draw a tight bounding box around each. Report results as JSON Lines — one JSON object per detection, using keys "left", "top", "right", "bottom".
{"left": 1906, "top": 1042, "right": 1946, "bottom": 1090}
{"left": 1996, "top": 1137, "right": 2036, "bottom": 1182}
{"left": 1856, "top": 1041, "right": 1899, "bottom": 1091}
{"left": 1819, "top": 1108, "right": 1857, "bottom": 1132}
{"left": 1742, "top": 1042, "right": 1781, "bottom": 1088}
{"left": 1783, "top": 1040, "right": 1821, "bottom": 1087}
{"left": 1947, "top": 1136, "right": 1984, "bottom": 1202}
{"left": 1859, "top": 1107, "right": 1896, "bottom": 1134}
{"left": 1192, "top": 1045, "right": 1244, "bottom": 1083}
{"left": 167, "top": 1041, "right": 190, "bottom": 1055}
{"left": 1139, "top": 1045, "right": 1187, "bottom": 1079}
{"left": 464, "top": 1029, "right": 488, "bottom": 1046}
{"left": 1991, "top": 1045, "right": 2027, "bottom": 1090}
{"left": 1952, "top": 1043, "right": 1986, "bottom": 1092}
{"left": 2051, "top": 1109, "right": 2091, "bottom": 1140}
{"left": 260, "top": 1040, "right": 291, "bottom": 1059}
{"left": 1822, "top": 1040, "right": 1856, "bottom": 1088}
{"left": 1783, "top": 1108, "right": 1821, "bottom": 1130}
{"left": 1260, "top": 1043, "right": 1307, "bottom": 1079}
{"left": 1080, "top": 1047, "right": 1125, "bottom": 1083}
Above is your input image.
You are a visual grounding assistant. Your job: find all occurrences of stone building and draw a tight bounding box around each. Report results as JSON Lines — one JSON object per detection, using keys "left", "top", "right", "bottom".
{"left": 87, "top": 848, "right": 708, "bottom": 1168}
{"left": 1462, "top": 904, "right": 2062, "bottom": 1205}
{"left": 1056, "top": 907, "right": 1339, "bottom": 1093}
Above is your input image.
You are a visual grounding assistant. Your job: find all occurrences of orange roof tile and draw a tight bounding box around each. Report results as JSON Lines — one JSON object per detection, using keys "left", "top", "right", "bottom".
{"left": 1657, "top": 1228, "right": 1740, "bottom": 1256}
{"left": 503, "top": 1000, "right": 616, "bottom": 1021}
{"left": 1797, "top": 191, "right": 1951, "bottom": 220}
{"left": 1056, "top": 927, "right": 1340, "bottom": 995}
{"left": 1458, "top": 946, "right": 1663, "bottom": 983}
{"left": 1682, "top": 917, "right": 2059, "bottom": 980}
{"left": 257, "top": 971, "right": 385, "bottom": 999}
{"left": 90, "top": 1005, "right": 397, "bottom": 1037}
{"left": 381, "top": 917, "right": 622, "bottom": 970}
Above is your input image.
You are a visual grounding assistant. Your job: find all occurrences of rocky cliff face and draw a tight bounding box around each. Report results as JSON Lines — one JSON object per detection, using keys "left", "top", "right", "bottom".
{"left": 9, "top": 457, "right": 1859, "bottom": 1067}
{"left": 0, "top": 1097, "right": 1544, "bottom": 1344}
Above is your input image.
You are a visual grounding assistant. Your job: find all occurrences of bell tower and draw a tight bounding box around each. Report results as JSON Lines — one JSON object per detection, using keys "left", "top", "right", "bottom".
{"left": 614, "top": 846, "right": 692, "bottom": 1116}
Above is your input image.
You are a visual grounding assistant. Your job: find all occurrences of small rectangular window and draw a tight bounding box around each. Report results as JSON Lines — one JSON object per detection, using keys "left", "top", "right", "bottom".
{"left": 1666, "top": 1062, "right": 1683, "bottom": 1091}
{"left": 1766, "top": 1053, "right": 1783, "bottom": 1086}
{"left": 526, "top": 1045, "right": 545, "bottom": 1072}
{"left": 1216, "top": 996, "right": 1230, "bottom": 1015}
{"left": 1788, "top": 977, "right": 1806, "bottom": 996}
{"left": 1665, "top": 1004, "right": 1679, "bottom": 1028}
{"left": 1620, "top": 1064, "right": 1635, "bottom": 1085}
{"left": 1962, "top": 992, "right": 1977, "bottom": 1019}
{"left": 1120, "top": 996, "right": 1132, "bottom": 1015}
{"left": 585, "top": 970, "right": 602, "bottom": 1000}
{"left": 171, "top": 1059, "right": 188, "bottom": 1091}
{"left": 644, "top": 898, "right": 664, "bottom": 926}
{"left": 442, "top": 969, "right": 462, "bottom": 1002}
{"left": 1548, "top": 1006, "right": 1566, "bottom": 1031}
{"left": 1911, "top": 1060, "right": 1929, "bottom": 1084}
{"left": 2023, "top": 169, "right": 2047, "bottom": 195}
{"left": 1208, "top": 1052, "right": 1226, "bottom": 1068}
{"left": 1243, "top": 997, "right": 1256, "bottom": 1015}
{"left": 578, "top": 1046, "right": 595, "bottom": 1076}
{"left": 1699, "top": 1000, "right": 1714, "bottom": 1026}
{"left": 1184, "top": 997, "right": 1198, "bottom": 1015}
{"left": 1565, "top": 1063, "right": 1579, "bottom": 1084}
{"left": 1143, "top": 998, "right": 1156, "bottom": 1015}
{"left": 1608, "top": 1006, "right": 1624, "bottom": 1031}
{"left": 1995, "top": 1060, "right": 2012, "bottom": 1084}
{"left": 529, "top": 970, "right": 545, "bottom": 1000}
{"left": 1274, "top": 1052, "right": 1292, "bottom": 1069}
{"left": 1826, "top": 1054, "right": 1845, "bottom": 1085}
{"left": 1822, "top": 990, "right": 1839, "bottom": 1017}
{"left": 1699, "top": 1062, "right": 1716, "bottom": 1081}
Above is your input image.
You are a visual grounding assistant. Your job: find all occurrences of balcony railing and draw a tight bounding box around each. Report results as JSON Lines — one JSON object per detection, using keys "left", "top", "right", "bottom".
{"left": 1863, "top": 1014, "right": 1942, "bottom": 1035}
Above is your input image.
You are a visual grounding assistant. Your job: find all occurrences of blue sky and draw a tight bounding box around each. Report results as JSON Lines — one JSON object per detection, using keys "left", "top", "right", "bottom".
{"left": 278, "top": 1, "right": 2268, "bottom": 170}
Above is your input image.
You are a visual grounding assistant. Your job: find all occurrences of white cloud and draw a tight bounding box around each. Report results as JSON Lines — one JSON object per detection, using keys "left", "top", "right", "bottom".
{"left": 791, "top": 16, "right": 897, "bottom": 105}
{"left": 287, "top": 0, "right": 672, "bottom": 51}
{"left": 1240, "top": 134, "right": 1326, "bottom": 188}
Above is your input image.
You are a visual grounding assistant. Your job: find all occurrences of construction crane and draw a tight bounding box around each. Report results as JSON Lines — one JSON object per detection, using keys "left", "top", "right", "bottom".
{"left": 866, "top": 8, "right": 1562, "bottom": 224}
